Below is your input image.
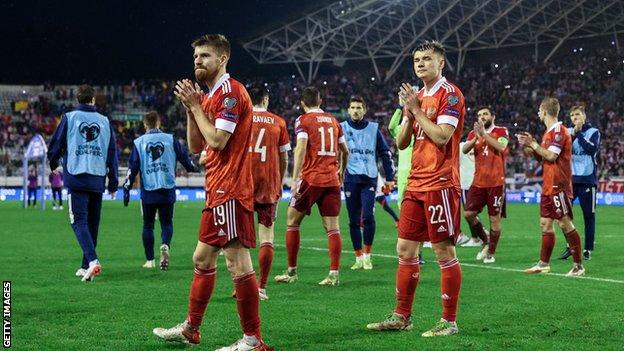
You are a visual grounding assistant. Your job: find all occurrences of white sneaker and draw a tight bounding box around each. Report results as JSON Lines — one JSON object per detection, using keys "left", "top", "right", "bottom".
{"left": 75, "top": 268, "right": 87, "bottom": 277}
{"left": 524, "top": 262, "right": 551, "bottom": 274}
{"left": 423, "top": 241, "right": 432, "bottom": 248}
{"left": 160, "top": 244, "right": 170, "bottom": 270}
{"left": 215, "top": 335, "right": 267, "bottom": 351}
{"left": 53, "top": 205, "right": 58, "bottom": 210}
{"left": 143, "top": 260, "right": 156, "bottom": 268}
{"left": 461, "top": 238, "right": 483, "bottom": 247}
{"left": 456, "top": 233, "right": 470, "bottom": 246}
{"left": 59, "top": 206, "right": 64, "bottom": 210}
{"left": 566, "top": 264, "right": 585, "bottom": 277}
{"left": 476, "top": 245, "right": 489, "bottom": 261}
{"left": 258, "top": 288, "right": 269, "bottom": 301}
{"left": 153, "top": 320, "right": 200, "bottom": 344}
{"left": 82, "top": 260, "right": 101, "bottom": 281}
{"left": 483, "top": 254, "right": 495, "bottom": 264}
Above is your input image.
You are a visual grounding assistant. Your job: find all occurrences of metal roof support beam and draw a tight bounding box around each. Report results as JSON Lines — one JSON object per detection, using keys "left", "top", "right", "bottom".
{"left": 543, "top": 0, "right": 620, "bottom": 62}
{"left": 383, "top": 0, "right": 462, "bottom": 82}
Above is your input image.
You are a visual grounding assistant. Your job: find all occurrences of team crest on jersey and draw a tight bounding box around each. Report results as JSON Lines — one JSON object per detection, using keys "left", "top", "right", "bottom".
{"left": 79, "top": 122, "right": 101, "bottom": 142}
{"left": 447, "top": 94, "right": 459, "bottom": 106}
{"left": 146, "top": 142, "right": 165, "bottom": 162}
{"left": 555, "top": 134, "right": 562, "bottom": 142}
{"left": 223, "top": 97, "right": 237, "bottom": 110}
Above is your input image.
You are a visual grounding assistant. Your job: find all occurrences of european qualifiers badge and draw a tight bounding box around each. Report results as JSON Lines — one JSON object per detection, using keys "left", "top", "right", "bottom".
{"left": 146, "top": 142, "right": 165, "bottom": 162}
{"left": 3, "top": 281, "right": 10, "bottom": 349}
{"left": 79, "top": 122, "right": 101, "bottom": 142}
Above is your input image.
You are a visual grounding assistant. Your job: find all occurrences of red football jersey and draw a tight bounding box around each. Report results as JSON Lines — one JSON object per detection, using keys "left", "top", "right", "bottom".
{"left": 466, "top": 126, "right": 508, "bottom": 187}
{"left": 541, "top": 122, "right": 572, "bottom": 197}
{"left": 199, "top": 73, "right": 254, "bottom": 211}
{"left": 295, "top": 109, "right": 345, "bottom": 187}
{"left": 249, "top": 107, "right": 291, "bottom": 204}
{"left": 406, "top": 77, "right": 465, "bottom": 192}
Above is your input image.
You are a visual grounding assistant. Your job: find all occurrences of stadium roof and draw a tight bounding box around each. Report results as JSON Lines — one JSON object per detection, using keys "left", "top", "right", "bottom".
{"left": 243, "top": 0, "right": 624, "bottom": 82}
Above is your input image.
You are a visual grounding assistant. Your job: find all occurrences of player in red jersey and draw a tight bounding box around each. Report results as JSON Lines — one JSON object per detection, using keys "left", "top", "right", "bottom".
{"left": 274, "top": 86, "right": 349, "bottom": 286}
{"left": 247, "top": 84, "right": 290, "bottom": 300}
{"left": 367, "top": 41, "right": 463, "bottom": 337}
{"left": 517, "top": 97, "right": 585, "bottom": 277}
{"left": 153, "top": 34, "right": 272, "bottom": 351}
{"left": 462, "top": 106, "right": 509, "bottom": 264}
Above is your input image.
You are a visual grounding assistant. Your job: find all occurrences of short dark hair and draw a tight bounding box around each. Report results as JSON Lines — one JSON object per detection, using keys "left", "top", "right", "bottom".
{"left": 301, "top": 86, "right": 321, "bottom": 108}
{"left": 477, "top": 106, "right": 493, "bottom": 115}
{"left": 412, "top": 40, "right": 446, "bottom": 57}
{"left": 191, "top": 34, "right": 231, "bottom": 57}
{"left": 248, "top": 84, "right": 269, "bottom": 106}
{"left": 349, "top": 95, "right": 366, "bottom": 109}
{"left": 77, "top": 85, "right": 95, "bottom": 104}
{"left": 541, "top": 97, "right": 560, "bottom": 118}
{"left": 143, "top": 111, "right": 160, "bottom": 129}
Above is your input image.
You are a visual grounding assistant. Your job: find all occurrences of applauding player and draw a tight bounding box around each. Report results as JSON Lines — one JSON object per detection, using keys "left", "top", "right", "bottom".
{"left": 153, "top": 34, "right": 272, "bottom": 350}
{"left": 517, "top": 98, "right": 585, "bottom": 277}
{"left": 367, "top": 41, "right": 464, "bottom": 337}
{"left": 462, "top": 107, "right": 509, "bottom": 263}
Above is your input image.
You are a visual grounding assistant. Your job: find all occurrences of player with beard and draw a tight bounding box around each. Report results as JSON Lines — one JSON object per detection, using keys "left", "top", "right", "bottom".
{"left": 152, "top": 34, "right": 272, "bottom": 351}
{"left": 462, "top": 107, "right": 508, "bottom": 263}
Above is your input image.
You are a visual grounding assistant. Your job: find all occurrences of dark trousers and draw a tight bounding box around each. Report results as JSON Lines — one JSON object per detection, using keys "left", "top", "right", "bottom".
{"left": 141, "top": 202, "right": 174, "bottom": 260}
{"left": 572, "top": 183, "right": 596, "bottom": 251}
{"left": 27, "top": 188, "right": 37, "bottom": 206}
{"left": 68, "top": 191, "right": 102, "bottom": 269}
{"left": 344, "top": 182, "right": 376, "bottom": 251}
{"left": 52, "top": 187, "right": 63, "bottom": 206}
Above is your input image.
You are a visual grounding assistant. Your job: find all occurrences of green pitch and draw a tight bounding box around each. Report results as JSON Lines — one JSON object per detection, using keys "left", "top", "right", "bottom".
{"left": 1, "top": 201, "right": 622, "bottom": 350}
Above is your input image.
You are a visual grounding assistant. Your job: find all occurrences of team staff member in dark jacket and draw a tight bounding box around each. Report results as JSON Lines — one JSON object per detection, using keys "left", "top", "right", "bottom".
{"left": 48, "top": 85, "right": 119, "bottom": 282}
{"left": 559, "top": 105, "right": 600, "bottom": 261}
{"left": 124, "top": 111, "right": 197, "bottom": 270}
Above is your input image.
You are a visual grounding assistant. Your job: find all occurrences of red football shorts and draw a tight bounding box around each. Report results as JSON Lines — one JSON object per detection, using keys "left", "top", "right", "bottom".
{"left": 398, "top": 188, "right": 461, "bottom": 244}
{"left": 254, "top": 202, "right": 277, "bottom": 227}
{"left": 465, "top": 185, "right": 506, "bottom": 217}
{"left": 198, "top": 199, "right": 256, "bottom": 248}
{"left": 540, "top": 191, "right": 573, "bottom": 220}
{"left": 290, "top": 179, "right": 341, "bottom": 217}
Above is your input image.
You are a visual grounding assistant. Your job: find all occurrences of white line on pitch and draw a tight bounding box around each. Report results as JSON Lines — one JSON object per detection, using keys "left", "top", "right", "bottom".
{"left": 275, "top": 244, "right": 624, "bottom": 285}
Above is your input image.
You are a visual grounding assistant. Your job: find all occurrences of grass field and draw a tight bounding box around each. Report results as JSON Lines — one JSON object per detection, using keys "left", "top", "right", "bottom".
{"left": 1, "top": 200, "right": 623, "bottom": 350}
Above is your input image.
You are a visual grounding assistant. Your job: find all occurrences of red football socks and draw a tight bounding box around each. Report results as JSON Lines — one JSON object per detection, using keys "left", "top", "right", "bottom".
{"left": 187, "top": 266, "right": 216, "bottom": 328}
{"left": 394, "top": 257, "right": 420, "bottom": 318}
{"left": 363, "top": 244, "right": 372, "bottom": 254}
{"left": 354, "top": 249, "right": 362, "bottom": 257}
{"left": 469, "top": 221, "right": 489, "bottom": 243}
{"left": 258, "top": 242, "right": 274, "bottom": 289}
{"left": 327, "top": 229, "right": 342, "bottom": 271}
{"left": 439, "top": 258, "right": 462, "bottom": 322}
{"left": 234, "top": 272, "right": 262, "bottom": 339}
{"left": 540, "top": 232, "right": 556, "bottom": 263}
{"left": 285, "top": 226, "right": 300, "bottom": 269}
{"left": 488, "top": 230, "right": 501, "bottom": 255}
{"left": 564, "top": 229, "right": 582, "bottom": 264}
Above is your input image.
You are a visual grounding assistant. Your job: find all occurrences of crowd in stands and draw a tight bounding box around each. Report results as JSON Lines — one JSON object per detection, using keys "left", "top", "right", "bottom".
{"left": 1, "top": 47, "right": 622, "bottom": 179}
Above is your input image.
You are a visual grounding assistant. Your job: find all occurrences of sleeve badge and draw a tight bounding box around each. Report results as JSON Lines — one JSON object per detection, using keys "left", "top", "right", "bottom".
{"left": 447, "top": 94, "right": 459, "bottom": 106}
{"left": 223, "top": 97, "right": 237, "bottom": 110}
